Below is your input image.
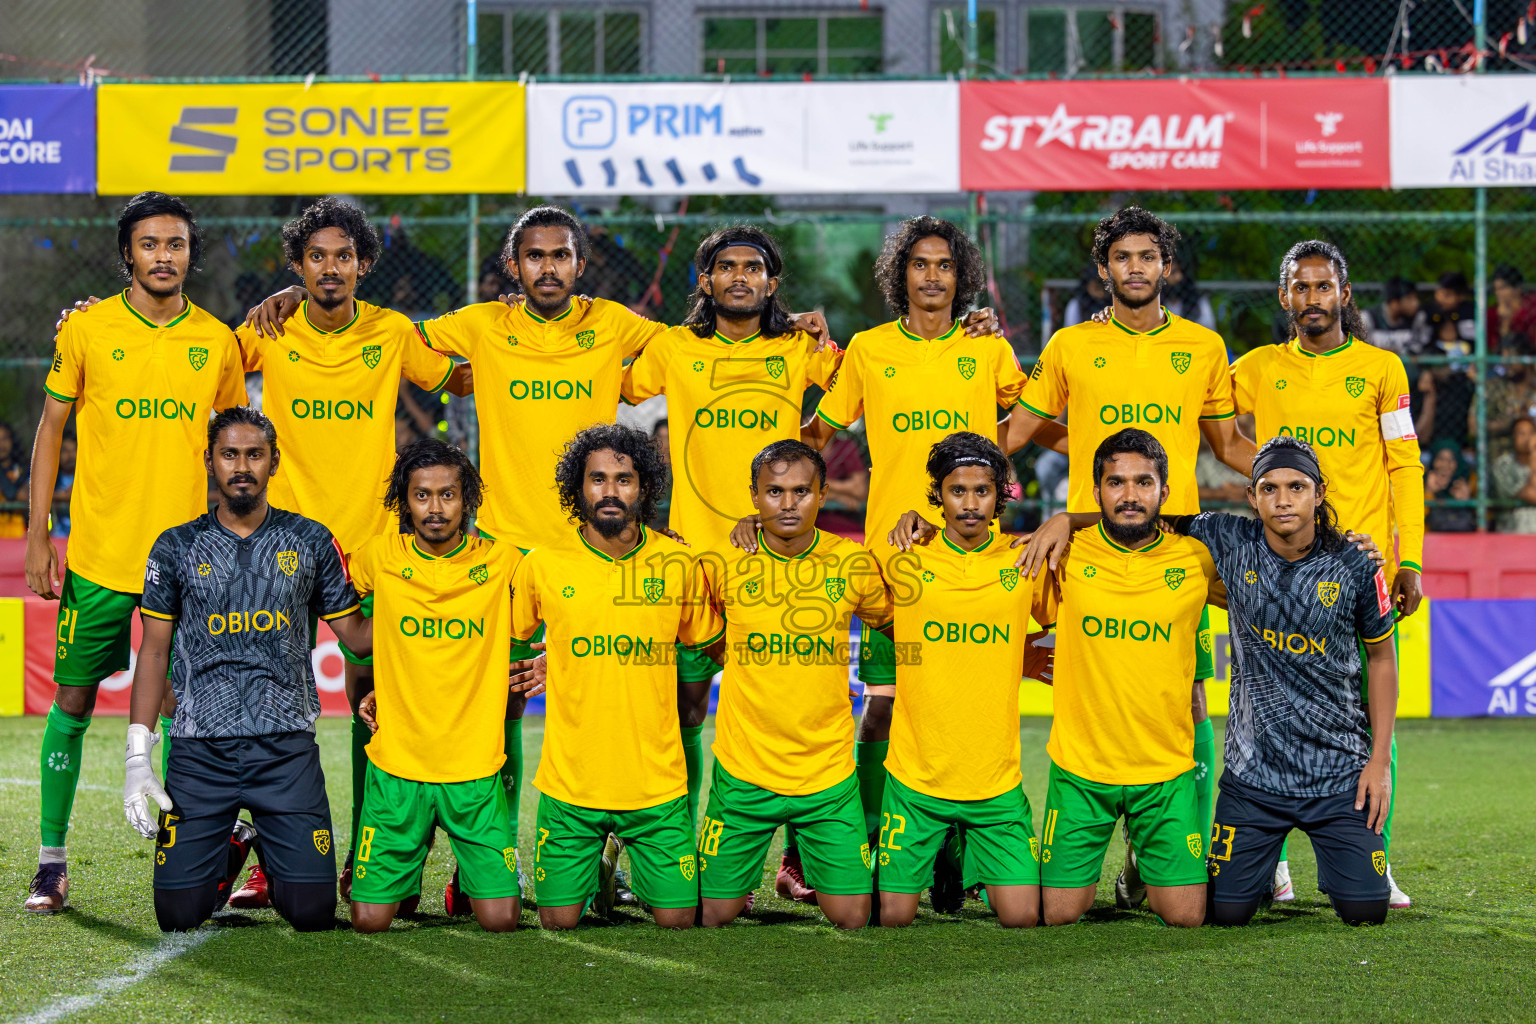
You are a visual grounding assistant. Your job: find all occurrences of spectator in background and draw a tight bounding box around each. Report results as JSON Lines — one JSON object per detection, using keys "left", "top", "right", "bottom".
{"left": 477, "top": 257, "right": 514, "bottom": 304}
{"left": 358, "top": 220, "right": 458, "bottom": 319}
{"left": 50, "top": 432, "right": 76, "bottom": 538}
{"left": 1491, "top": 264, "right": 1536, "bottom": 356}
{"left": 1363, "top": 276, "right": 1431, "bottom": 357}
{"left": 1062, "top": 265, "right": 1108, "bottom": 328}
{"left": 1424, "top": 440, "right": 1476, "bottom": 532}
{"left": 815, "top": 435, "right": 870, "bottom": 537}
{"left": 394, "top": 414, "right": 422, "bottom": 453}
{"left": 650, "top": 418, "right": 672, "bottom": 528}
{"left": 1415, "top": 339, "right": 1478, "bottom": 448}
{"left": 0, "top": 422, "right": 28, "bottom": 538}
{"left": 1428, "top": 271, "right": 1476, "bottom": 352}
{"left": 1164, "top": 252, "right": 1216, "bottom": 332}
{"left": 1492, "top": 415, "right": 1536, "bottom": 533}
{"left": 583, "top": 225, "right": 650, "bottom": 306}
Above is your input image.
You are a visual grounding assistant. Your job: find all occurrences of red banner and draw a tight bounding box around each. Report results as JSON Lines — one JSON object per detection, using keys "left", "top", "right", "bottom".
{"left": 960, "top": 78, "right": 1389, "bottom": 192}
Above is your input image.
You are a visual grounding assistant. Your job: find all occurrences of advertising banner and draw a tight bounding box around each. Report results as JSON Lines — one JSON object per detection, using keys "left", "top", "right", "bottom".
{"left": 961, "top": 78, "right": 1389, "bottom": 192}
{"left": 1391, "top": 75, "right": 1536, "bottom": 187}
{"left": 97, "top": 82, "right": 524, "bottom": 195}
{"left": 1431, "top": 599, "right": 1536, "bottom": 716}
{"left": 0, "top": 85, "right": 95, "bottom": 194}
{"left": 527, "top": 82, "right": 960, "bottom": 195}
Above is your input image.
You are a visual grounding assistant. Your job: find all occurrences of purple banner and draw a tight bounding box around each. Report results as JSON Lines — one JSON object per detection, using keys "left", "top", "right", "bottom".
{"left": 0, "top": 85, "right": 95, "bottom": 194}
{"left": 1431, "top": 600, "right": 1536, "bottom": 717}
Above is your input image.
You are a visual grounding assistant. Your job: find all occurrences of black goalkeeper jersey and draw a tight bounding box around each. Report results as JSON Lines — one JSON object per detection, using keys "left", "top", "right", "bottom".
{"left": 142, "top": 508, "right": 359, "bottom": 738}
{"left": 1186, "top": 513, "right": 1396, "bottom": 798}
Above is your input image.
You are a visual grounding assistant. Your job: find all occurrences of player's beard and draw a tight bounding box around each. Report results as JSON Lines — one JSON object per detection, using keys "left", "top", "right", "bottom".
{"left": 1108, "top": 274, "right": 1163, "bottom": 311}
{"left": 1102, "top": 501, "right": 1162, "bottom": 546}
{"left": 713, "top": 292, "right": 769, "bottom": 324}
{"left": 311, "top": 278, "right": 348, "bottom": 310}
{"left": 582, "top": 496, "right": 635, "bottom": 538}
{"left": 136, "top": 266, "right": 182, "bottom": 300}
{"left": 1289, "top": 303, "right": 1339, "bottom": 338}
{"left": 224, "top": 477, "right": 263, "bottom": 517}
{"left": 524, "top": 275, "right": 572, "bottom": 319}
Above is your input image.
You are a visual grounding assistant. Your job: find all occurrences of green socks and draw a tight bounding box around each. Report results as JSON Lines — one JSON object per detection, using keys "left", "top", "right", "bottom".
{"left": 158, "top": 714, "right": 174, "bottom": 779}
{"left": 501, "top": 717, "right": 524, "bottom": 846}
{"left": 1384, "top": 733, "right": 1397, "bottom": 859}
{"left": 40, "top": 704, "right": 90, "bottom": 848}
{"left": 855, "top": 740, "right": 889, "bottom": 836}
{"left": 681, "top": 724, "right": 705, "bottom": 829}
{"left": 349, "top": 713, "right": 371, "bottom": 856}
{"left": 1193, "top": 716, "right": 1215, "bottom": 838}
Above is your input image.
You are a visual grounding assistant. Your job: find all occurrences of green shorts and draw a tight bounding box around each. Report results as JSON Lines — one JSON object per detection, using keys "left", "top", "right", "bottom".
{"left": 1196, "top": 605, "right": 1214, "bottom": 682}
{"left": 698, "top": 762, "right": 871, "bottom": 899}
{"left": 676, "top": 641, "right": 719, "bottom": 684}
{"left": 856, "top": 622, "right": 896, "bottom": 686}
{"left": 877, "top": 774, "right": 1040, "bottom": 892}
{"left": 1041, "top": 761, "right": 1207, "bottom": 888}
{"left": 534, "top": 792, "right": 697, "bottom": 909}
{"left": 53, "top": 571, "right": 139, "bottom": 685}
{"left": 351, "top": 761, "right": 519, "bottom": 903}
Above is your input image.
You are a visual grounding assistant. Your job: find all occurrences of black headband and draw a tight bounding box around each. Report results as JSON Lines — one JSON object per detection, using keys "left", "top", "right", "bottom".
{"left": 1251, "top": 445, "right": 1322, "bottom": 485}
{"left": 707, "top": 239, "right": 778, "bottom": 276}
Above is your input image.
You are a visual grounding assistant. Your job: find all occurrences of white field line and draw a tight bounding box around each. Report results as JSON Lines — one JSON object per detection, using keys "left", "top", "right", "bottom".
{"left": 7, "top": 930, "right": 217, "bottom": 1024}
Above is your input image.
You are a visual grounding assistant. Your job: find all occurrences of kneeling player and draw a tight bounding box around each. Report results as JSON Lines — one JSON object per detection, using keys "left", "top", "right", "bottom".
{"left": 695, "top": 441, "right": 890, "bottom": 929}
{"left": 123, "top": 408, "right": 368, "bottom": 932}
{"left": 875, "top": 433, "right": 1043, "bottom": 928}
{"left": 1169, "top": 437, "right": 1396, "bottom": 927}
{"left": 348, "top": 439, "right": 542, "bottom": 933}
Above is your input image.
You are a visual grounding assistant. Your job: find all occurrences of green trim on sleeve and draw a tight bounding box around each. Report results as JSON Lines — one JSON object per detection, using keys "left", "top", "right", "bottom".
{"left": 814, "top": 407, "right": 850, "bottom": 430}
{"left": 426, "top": 360, "right": 453, "bottom": 395}
{"left": 1198, "top": 410, "right": 1237, "bottom": 421}
{"left": 681, "top": 624, "right": 727, "bottom": 652}
{"left": 1016, "top": 397, "right": 1056, "bottom": 419}
{"left": 1398, "top": 560, "right": 1422, "bottom": 574}
{"left": 42, "top": 384, "right": 76, "bottom": 403}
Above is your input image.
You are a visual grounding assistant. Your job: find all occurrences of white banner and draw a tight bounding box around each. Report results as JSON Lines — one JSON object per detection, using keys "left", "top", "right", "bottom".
{"left": 527, "top": 82, "right": 960, "bottom": 195}
{"left": 1390, "top": 76, "right": 1536, "bottom": 188}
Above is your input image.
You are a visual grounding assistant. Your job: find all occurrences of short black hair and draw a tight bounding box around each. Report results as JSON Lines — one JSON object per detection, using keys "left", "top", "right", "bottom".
{"left": 384, "top": 437, "right": 484, "bottom": 534}
{"left": 682, "top": 225, "right": 796, "bottom": 339}
{"left": 873, "top": 216, "right": 988, "bottom": 320}
{"left": 924, "top": 431, "right": 1013, "bottom": 522}
{"left": 1494, "top": 263, "right": 1525, "bottom": 288}
{"left": 1438, "top": 271, "right": 1469, "bottom": 294}
{"left": 281, "top": 196, "right": 381, "bottom": 269}
{"left": 1279, "top": 239, "right": 1369, "bottom": 339}
{"left": 500, "top": 205, "right": 591, "bottom": 289}
{"left": 554, "top": 423, "right": 667, "bottom": 527}
{"left": 1092, "top": 206, "right": 1179, "bottom": 268}
{"left": 1383, "top": 275, "right": 1417, "bottom": 303}
{"left": 117, "top": 192, "right": 202, "bottom": 280}
{"left": 208, "top": 406, "right": 278, "bottom": 458}
{"left": 750, "top": 439, "right": 827, "bottom": 490}
{"left": 1092, "top": 428, "right": 1168, "bottom": 488}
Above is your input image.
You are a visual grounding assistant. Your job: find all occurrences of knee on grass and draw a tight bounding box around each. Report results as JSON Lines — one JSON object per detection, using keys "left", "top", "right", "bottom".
{"left": 1332, "top": 897, "right": 1389, "bottom": 926}
{"left": 270, "top": 879, "right": 336, "bottom": 932}
{"left": 155, "top": 882, "right": 221, "bottom": 932}
{"left": 1208, "top": 899, "right": 1261, "bottom": 927}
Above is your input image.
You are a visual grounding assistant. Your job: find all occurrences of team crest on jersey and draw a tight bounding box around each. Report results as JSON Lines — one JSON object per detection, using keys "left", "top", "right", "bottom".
{"left": 362, "top": 345, "right": 382, "bottom": 369}
{"left": 823, "top": 578, "right": 846, "bottom": 602}
{"left": 1199, "top": 630, "right": 1213, "bottom": 654}
{"left": 744, "top": 579, "right": 761, "bottom": 597}
{"left": 679, "top": 854, "right": 695, "bottom": 881}
{"left": 469, "top": 563, "right": 489, "bottom": 585}
{"left": 860, "top": 843, "right": 872, "bottom": 870}
{"left": 1372, "top": 850, "right": 1386, "bottom": 875}
{"left": 1345, "top": 376, "right": 1366, "bottom": 398}
{"left": 276, "top": 551, "right": 299, "bottom": 576}
{"left": 643, "top": 578, "right": 665, "bottom": 603}
{"left": 503, "top": 847, "right": 517, "bottom": 872}
{"left": 188, "top": 347, "right": 208, "bottom": 371}
{"left": 313, "top": 829, "right": 331, "bottom": 856}
{"left": 999, "top": 568, "right": 1019, "bottom": 592}
{"left": 1186, "top": 833, "right": 1203, "bottom": 858}
{"left": 1165, "top": 567, "right": 1186, "bottom": 591}
{"left": 957, "top": 356, "right": 976, "bottom": 380}
{"left": 576, "top": 329, "right": 595, "bottom": 350}
{"left": 1171, "top": 351, "right": 1191, "bottom": 375}
{"left": 1317, "top": 581, "right": 1340, "bottom": 607}
{"left": 765, "top": 355, "right": 786, "bottom": 379}
{"left": 1029, "top": 837, "right": 1040, "bottom": 862}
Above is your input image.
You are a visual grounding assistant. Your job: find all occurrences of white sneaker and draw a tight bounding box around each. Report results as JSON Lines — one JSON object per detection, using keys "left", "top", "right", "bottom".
{"left": 1386, "top": 865, "right": 1410, "bottom": 909}
{"left": 1272, "top": 860, "right": 1295, "bottom": 902}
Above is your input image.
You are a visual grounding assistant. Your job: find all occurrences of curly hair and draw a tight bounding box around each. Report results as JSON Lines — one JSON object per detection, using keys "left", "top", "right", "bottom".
{"left": 924, "top": 431, "right": 1014, "bottom": 522}
{"left": 1092, "top": 427, "right": 1168, "bottom": 488}
{"left": 281, "top": 196, "right": 381, "bottom": 269}
{"left": 554, "top": 423, "right": 667, "bottom": 527}
{"left": 873, "top": 216, "right": 987, "bottom": 320}
{"left": 681, "top": 225, "right": 796, "bottom": 338}
{"left": 1278, "top": 239, "right": 1369, "bottom": 341}
{"left": 384, "top": 438, "right": 484, "bottom": 535}
{"left": 500, "top": 205, "right": 591, "bottom": 292}
{"left": 207, "top": 405, "right": 278, "bottom": 459}
{"left": 1251, "top": 435, "right": 1345, "bottom": 553}
{"left": 750, "top": 439, "right": 827, "bottom": 490}
{"left": 1091, "top": 206, "right": 1180, "bottom": 269}
{"left": 117, "top": 192, "right": 202, "bottom": 280}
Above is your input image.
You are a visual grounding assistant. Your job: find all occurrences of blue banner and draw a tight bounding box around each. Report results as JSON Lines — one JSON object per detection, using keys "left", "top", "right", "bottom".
{"left": 1431, "top": 600, "right": 1536, "bottom": 717}
{"left": 0, "top": 85, "right": 95, "bottom": 194}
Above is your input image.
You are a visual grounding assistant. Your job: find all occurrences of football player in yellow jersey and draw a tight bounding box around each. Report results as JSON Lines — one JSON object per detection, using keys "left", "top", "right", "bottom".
{"left": 24, "top": 193, "right": 247, "bottom": 913}
{"left": 509, "top": 424, "right": 720, "bottom": 930}
{"left": 349, "top": 439, "right": 544, "bottom": 933}
{"left": 694, "top": 440, "right": 892, "bottom": 929}
{"left": 873, "top": 432, "right": 1045, "bottom": 928}
{"left": 1029, "top": 429, "right": 1218, "bottom": 928}
{"left": 1234, "top": 240, "right": 1424, "bottom": 909}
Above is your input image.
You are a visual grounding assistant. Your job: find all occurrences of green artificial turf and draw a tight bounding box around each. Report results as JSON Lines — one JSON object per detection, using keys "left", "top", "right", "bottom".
{"left": 1, "top": 716, "right": 1532, "bottom": 1023}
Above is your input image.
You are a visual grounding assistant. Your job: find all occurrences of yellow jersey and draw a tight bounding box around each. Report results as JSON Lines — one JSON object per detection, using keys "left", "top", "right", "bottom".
{"left": 1034, "top": 523, "right": 1217, "bottom": 785}
{"left": 886, "top": 532, "right": 1036, "bottom": 802}
{"left": 814, "top": 320, "right": 1027, "bottom": 561}
{"left": 43, "top": 291, "right": 246, "bottom": 593}
{"left": 1231, "top": 337, "right": 1424, "bottom": 581}
{"left": 238, "top": 299, "right": 453, "bottom": 554}
{"left": 512, "top": 527, "right": 722, "bottom": 810}
{"left": 697, "top": 531, "right": 891, "bottom": 796}
{"left": 417, "top": 298, "right": 664, "bottom": 550}
{"left": 1019, "top": 309, "right": 1235, "bottom": 516}
{"left": 351, "top": 532, "right": 521, "bottom": 784}
{"left": 621, "top": 326, "right": 840, "bottom": 550}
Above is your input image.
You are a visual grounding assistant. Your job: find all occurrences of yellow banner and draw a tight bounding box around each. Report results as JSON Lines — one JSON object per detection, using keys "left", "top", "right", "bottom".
{"left": 97, "top": 82, "right": 525, "bottom": 195}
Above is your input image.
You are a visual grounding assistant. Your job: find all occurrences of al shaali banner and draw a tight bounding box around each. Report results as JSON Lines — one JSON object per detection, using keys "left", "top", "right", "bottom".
{"left": 526, "top": 82, "right": 960, "bottom": 195}
{"left": 97, "top": 82, "right": 524, "bottom": 194}
{"left": 1390, "top": 75, "right": 1536, "bottom": 187}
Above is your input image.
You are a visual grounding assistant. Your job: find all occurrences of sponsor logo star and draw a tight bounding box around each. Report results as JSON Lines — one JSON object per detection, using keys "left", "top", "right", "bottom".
{"left": 1033, "top": 103, "right": 1085, "bottom": 148}
{"left": 112, "top": 349, "right": 125, "bottom": 361}
{"left": 1275, "top": 379, "right": 1287, "bottom": 389}
{"left": 884, "top": 366, "right": 896, "bottom": 378}
{"left": 562, "top": 585, "right": 575, "bottom": 598}
{"left": 1093, "top": 356, "right": 1106, "bottom": 368}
